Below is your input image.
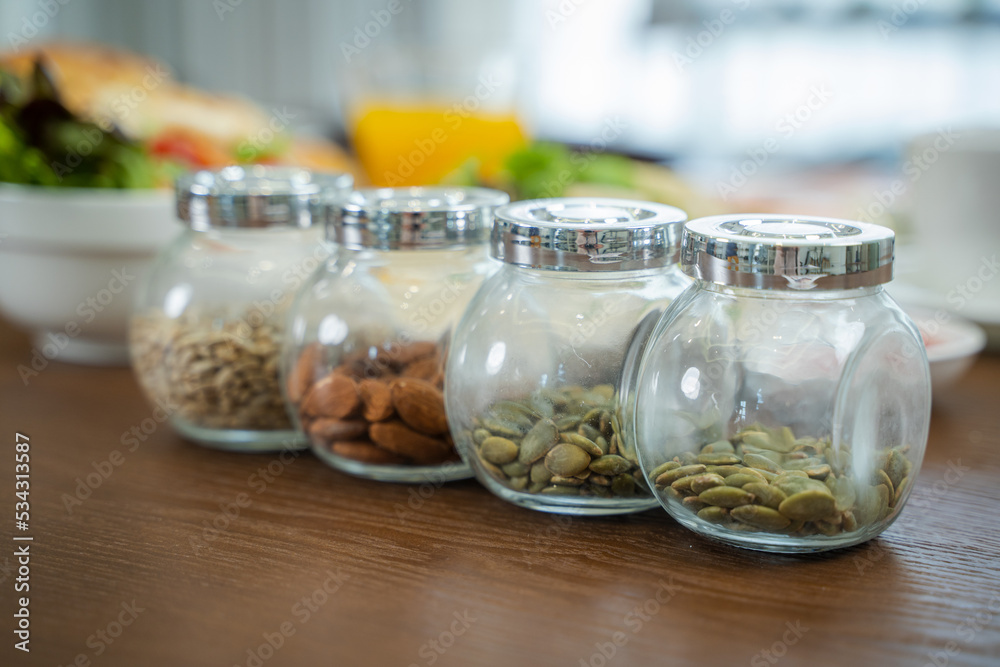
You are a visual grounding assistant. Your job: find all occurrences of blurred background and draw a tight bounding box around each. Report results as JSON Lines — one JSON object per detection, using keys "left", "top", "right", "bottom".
{"left": 1, "top": 0, "right": 998, "bottom": 355}
{"left": 4, "top": 0, "right": 999, "bottom": 162}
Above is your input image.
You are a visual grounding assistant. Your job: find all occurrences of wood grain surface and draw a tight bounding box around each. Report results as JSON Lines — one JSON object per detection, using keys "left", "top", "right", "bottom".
{"left": 1, "top": 316, "right": 998, "bottom": 667}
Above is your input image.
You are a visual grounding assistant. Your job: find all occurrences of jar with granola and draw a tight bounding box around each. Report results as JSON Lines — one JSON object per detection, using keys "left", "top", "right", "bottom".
{"left": 130, "top": 166, "right": 352, "bottom": 450}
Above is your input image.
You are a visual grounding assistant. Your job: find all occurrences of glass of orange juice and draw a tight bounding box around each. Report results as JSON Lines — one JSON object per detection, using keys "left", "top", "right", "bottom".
{"left": 340, "top": 40, "right": 529, "bottom": 188}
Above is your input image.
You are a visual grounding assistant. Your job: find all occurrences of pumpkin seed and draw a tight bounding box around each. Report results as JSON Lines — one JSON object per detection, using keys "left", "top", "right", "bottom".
{"left": 545, "top": 443, "right": 592, "bottom": 477}
{"left": 589, "top": 455, "right": 632, "bottom": 476}
{"left": 699, "top": 486, "right": 755, "bottom": 508}
{"left": 731, "top": 505, "right": 791, "bottom": 530}
{"left": 481, "top": 437, "right": 519, "bottom": 465}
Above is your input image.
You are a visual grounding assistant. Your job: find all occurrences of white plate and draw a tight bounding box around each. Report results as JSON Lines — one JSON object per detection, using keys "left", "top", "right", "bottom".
{"left": 0, "top": 184, "right": 182, "bottom": 365}
{"left": 898, "top": 304, "right": 987, "bottom": 399}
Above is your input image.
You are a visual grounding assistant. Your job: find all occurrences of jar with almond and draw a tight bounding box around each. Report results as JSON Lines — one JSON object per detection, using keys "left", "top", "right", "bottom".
{"left": 283, "top": 186, "right": 508, "bottom": 482}
{"left": 446, "top": 198, "right": 689, "bottom": 514}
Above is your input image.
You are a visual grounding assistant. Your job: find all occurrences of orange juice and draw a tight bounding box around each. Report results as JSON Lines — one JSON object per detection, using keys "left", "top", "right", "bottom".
{"left": 351, "top": 104, "right": 527, "bottom": 187}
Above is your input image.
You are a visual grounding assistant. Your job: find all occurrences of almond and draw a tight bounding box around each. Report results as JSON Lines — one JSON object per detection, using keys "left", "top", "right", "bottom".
{"left": 387, "top": 340, "right": 438, "bottom": 366}
{"left": 390, "top": 378, "right": 448, "bottom": 435}
{"left": 301, "top": 373, "right": 360, "bottom": 419}
{"left": 369, "top": 421, "right": 452, "bottom": 464}
{"left": 331, "top": 440, "right": 408, "bottom": 465}
{"left": 359, "top": 379, "right": 394, "bottom": 422}
{"left": 287, "top": 342, "right": 324, "bottom": 404}
{"left": 309, "top": 418, "right": 368, "bottom": 444}
{"left": 401, "top": 355, "right": 443, "bottom": 385}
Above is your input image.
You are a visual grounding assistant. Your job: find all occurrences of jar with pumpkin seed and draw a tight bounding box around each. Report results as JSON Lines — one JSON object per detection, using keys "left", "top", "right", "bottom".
{"left": 631, "top": 214, "right": 931, "bottom": 552}
{"left": 445, "top": 198, "right": 689, "bottom": 515}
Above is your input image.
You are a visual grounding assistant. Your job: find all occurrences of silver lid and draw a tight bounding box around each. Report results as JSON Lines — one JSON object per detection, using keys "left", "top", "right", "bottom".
{"left": 491, "top": 198, "right": 688, "bottom": 272}
{"left": 330, "top": 186, "right": 510, "bottom": 250}
{"left": 681, "top": 214, "right": 895, "bottom": 290}
{"left": 176, "top": 165, "right": 353, "bottom": 231}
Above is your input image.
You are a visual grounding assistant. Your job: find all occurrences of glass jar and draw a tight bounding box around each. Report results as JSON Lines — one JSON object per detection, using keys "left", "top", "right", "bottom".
{"left": 631, "top": 215, "right": 931, "bottom": 552}
{"left": 446, "top": 198, "right": 690, "bottom": 515}
{"left": 284, "top": 186, "right": 508, "bottom": 482}
{"left": 130, "top": 166, "right": 353, "bottom": 451}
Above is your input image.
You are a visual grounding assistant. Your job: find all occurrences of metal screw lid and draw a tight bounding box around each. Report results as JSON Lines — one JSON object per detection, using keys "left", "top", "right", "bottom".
{"left": 681, "top": 214, "right": 895, "bottom": 290}
{"left": 329, "top": 186, "right": 510, "bottom": 250}
{"left": 176, "top": 165, "right": 353, "bottom": 231}
{"left": 491, "top": 198, "right": 688, "bottom": 272}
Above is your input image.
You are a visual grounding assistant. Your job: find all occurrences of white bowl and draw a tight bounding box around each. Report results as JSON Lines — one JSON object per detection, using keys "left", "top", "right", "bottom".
{"left": 0, "top": 184, "right": 182, "bottom": 365}
{"left": 902, "top": 305, "right": 987, "bottom": 400}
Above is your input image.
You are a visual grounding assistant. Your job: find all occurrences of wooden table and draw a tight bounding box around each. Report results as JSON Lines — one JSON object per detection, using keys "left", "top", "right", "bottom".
{"left": 2, "top": 316, "right": 998, "bottom": 667}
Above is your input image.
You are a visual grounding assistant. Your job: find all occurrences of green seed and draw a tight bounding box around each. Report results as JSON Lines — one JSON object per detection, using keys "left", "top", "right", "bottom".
{"left": 599, "top": 411, "right": 613, "bottom": 437}
{"left": 578, "top": 423, "right": 602, "bottom": 442}
{"left": 508, "top": 475, "right": 529, "bottom": 491}
{"left": 649, "top": 460, "right": 680, "bottom": 479}
{"left": 778, "top": 490, "right": 837, "bottom": 521}
{"left": 528, "top": 480, "right": 547, "bottom": 494}
{"left": 589, "top": 455, "right": 632, "bottom": 476}
{"left": 742, "top": 483, "right": 786, "bottom": 510}
{"left": 699, "top": 486, "right": 755, "bottom": 508}
{"left": 892, "top": 476, "right": 909, "bottom": 508}
{"left": 611, "top": 474, "right": 635, "bottom": 496}
{"left": 700, "top": 439, "right": 736, "bottom": 454}
{"left": 554, "top": 415, "right": 581, "bottom": 431}
{"left": 677, "top": 451, "right": 699, "bottom": 466}
{"left": 562, "top": 432, "right": 604, "bottom": 458}
{"left": 501, "top": 461, "right": 530, "bottom": 477}
{"left": 480, "top": 437, "right": 519, "bottom": 465}
{"left": 697, "top": 452, "right": 742, "bottom": 465}
{"left": 518, "top": 419, "right": 560, "bottom": 464}
{"left": 743, "top": 452, "right": 784, "bottom": 474}
{"left": 884, "top": 449, "right": 909, "bottom": 489}
{"left": 550, "top": 475, "right": 585, "bottom": 486}
{"left": 473, "top": 429, "right": 492, "bottom": 445}
{"left": 655, "top": 464, "right": 707, "bottom": 487}
{"left": 590, "top": 474, "right": 611, "bottom": 486}
{"left": 540, "top": 485, "right": 579, "bottom": 496}
{"left": 725, "top": 473, "right": 766, "bottom": 488}
{"left": 772, "top": 475, "right": 831, "bottom": 497}
{"left": 544, "top": 443, "right": 592, "bottom": 476}
{"left": 704, "top": 465, "right": 740, "bottom": 477}
{"left": 690, "top": 473, "right": 727, "bottom": 494}
{"left": 754, "top": 468, "right": 779, "bottom": 483}
{"left": 815, "top": 520, "right": 841, "bottom": 536}
{"left": 671, "top": 476, "right": 695, "bottom": 492}
{"left": 481, "top": 460, "right": 505, "bottom": 480}
{"left": 872, "top": 468, "right": 895, "bottom": 498}
{"left": 582, "top": 408, "right": 603, "bottom": 427}
{"left": 530, "top": 462, "right": 553, "bottom": 484}
{"left": 683, "top": 495, "right": 708, "bottom": 512}
{"left": 528, "top": 394, "right": 555, "bottom": 419}
{"left": 782, "top": 457, "right": 825, "bottom": 471}
{"left": 482, "top": 417, "right": 528, "bottom": 438}
{"left": 803, "top": 464, "right": 832, "bottom": 480}
{"left": 731, "top": 505, "right": 791, "bottom": 531}
{"left": 825, "top": 475, "right": 857, "bottom": 512}
{"left": 697, "top": 506, "right": 729, "bottom": 523}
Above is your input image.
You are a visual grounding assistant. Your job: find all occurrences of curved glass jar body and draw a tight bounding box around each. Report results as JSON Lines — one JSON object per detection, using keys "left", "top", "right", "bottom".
{"left": 131, "top": 225, "right": 329, "bottom": 450}
{"left": 632, "top": 216, "right": 931, "bottom": 552}
{"left": 130, "top": 166, "right": 350, "bottom": 451}
{"left": 446, "top": 198, "right": 690, "bottom": 515}
{"left": 283, "top": 186, "right": 506, "bottom": 482}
